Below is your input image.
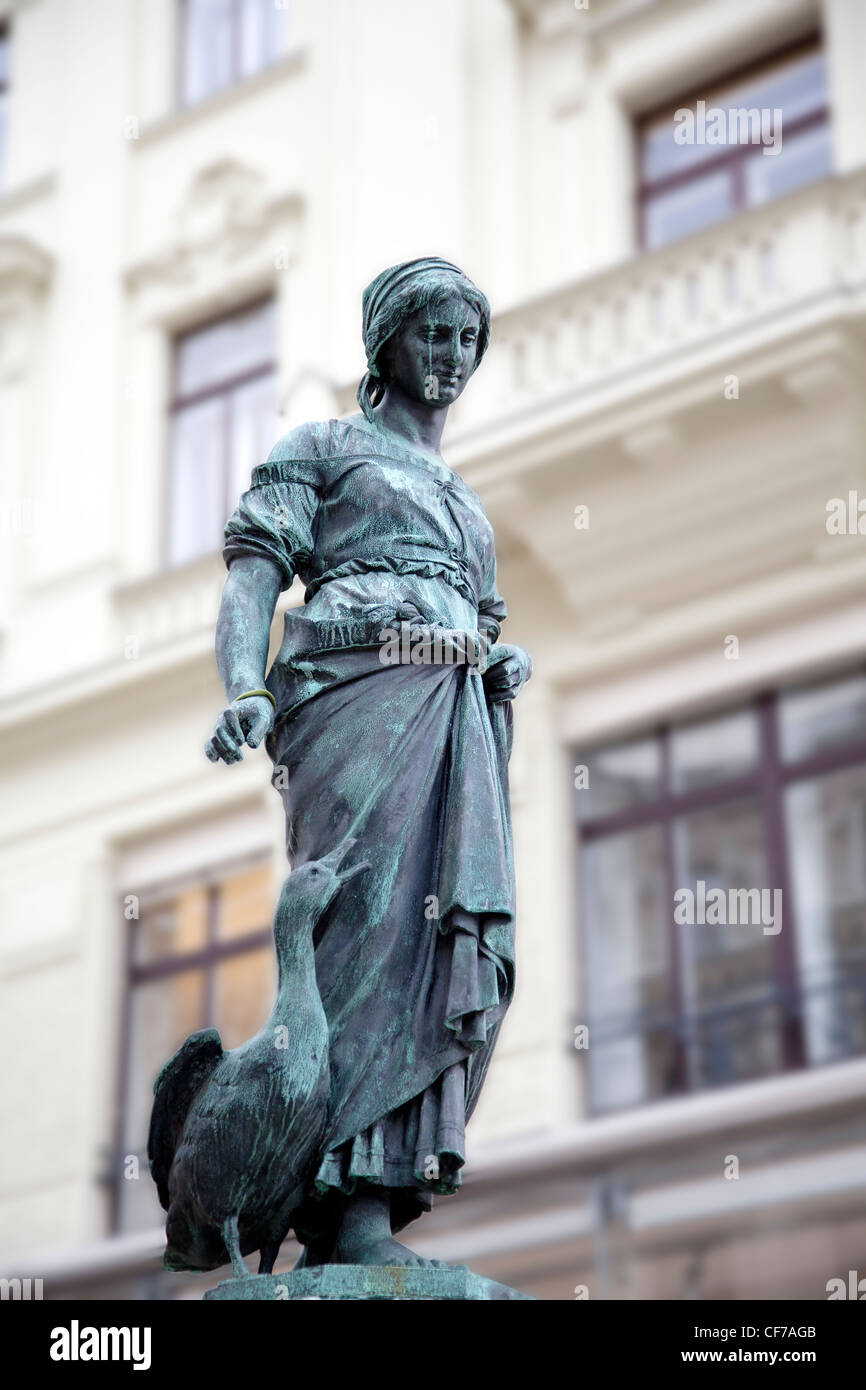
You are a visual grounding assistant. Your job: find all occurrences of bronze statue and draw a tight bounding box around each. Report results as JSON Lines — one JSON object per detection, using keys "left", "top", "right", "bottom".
{"left": 149, "top": 258, "right": 532, "bottom": 1285}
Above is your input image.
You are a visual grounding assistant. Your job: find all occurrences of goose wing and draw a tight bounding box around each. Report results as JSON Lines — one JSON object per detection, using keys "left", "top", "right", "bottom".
{"left": 147, "top": 1028, "right": 223, "bottom": 1209}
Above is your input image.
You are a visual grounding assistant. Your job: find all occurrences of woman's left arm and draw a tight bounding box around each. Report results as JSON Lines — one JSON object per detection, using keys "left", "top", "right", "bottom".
{"left": 477, "top": 549, "right": 531, "bottom": 702}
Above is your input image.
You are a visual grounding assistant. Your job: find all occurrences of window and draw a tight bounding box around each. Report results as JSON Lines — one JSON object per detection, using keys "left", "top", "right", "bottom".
{"left": 167, "top": 297, "right": 276, "bottom": 567}
{"left": 575, "top": 671, "right": 866, "bottom": 1114}
{"left": 0, "top": 28, "right": 9, "bottom": 187}
{"left": 113, "top": 858, "right": 276, "bottom": 1233}
{"left": 180, "top": 0, "right": 284, "bottom": 107}
{"left": 637, "top": 39, "right": 832, "bottom": 250}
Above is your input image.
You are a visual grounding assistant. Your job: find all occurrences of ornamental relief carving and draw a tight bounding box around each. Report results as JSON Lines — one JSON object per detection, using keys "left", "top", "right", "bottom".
{"left": 0, "top": 235, "right": 53, "bottom": 382}
{"left": 125, "top": 158, "right": 303, "bottom": 318}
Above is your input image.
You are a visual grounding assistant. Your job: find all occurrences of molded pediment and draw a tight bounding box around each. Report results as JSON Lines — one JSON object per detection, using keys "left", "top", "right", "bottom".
{"left": 177, "top": 158, "right": 269, "bottom": 247}
{"left": 0, "top": 235, "right": 53, "bottom": 299}
{"left": 126, "top": 159, "right": 302, "bottom": 300}
{"left": 0, "top": 235, "right": 53, "bottom": 380}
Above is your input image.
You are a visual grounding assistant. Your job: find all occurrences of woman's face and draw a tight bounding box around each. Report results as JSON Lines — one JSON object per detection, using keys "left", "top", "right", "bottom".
{"left": 383, "top": 296, "right": 481, "bottom": 408}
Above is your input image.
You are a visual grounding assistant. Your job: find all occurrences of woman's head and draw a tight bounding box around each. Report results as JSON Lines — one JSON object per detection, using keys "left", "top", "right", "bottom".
{"left": 358, "top": 257, "right": 491, "bottom": 421}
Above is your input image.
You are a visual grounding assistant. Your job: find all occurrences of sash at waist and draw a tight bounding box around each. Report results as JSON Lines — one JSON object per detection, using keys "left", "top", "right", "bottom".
{"left": 304, "top": 555, "right": 477, "bottom": 605}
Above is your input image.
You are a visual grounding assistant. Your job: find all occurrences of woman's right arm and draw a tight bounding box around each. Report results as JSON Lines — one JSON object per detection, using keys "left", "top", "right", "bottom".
{"left": 205, "top": 554, "right": 283, "bottom": 764}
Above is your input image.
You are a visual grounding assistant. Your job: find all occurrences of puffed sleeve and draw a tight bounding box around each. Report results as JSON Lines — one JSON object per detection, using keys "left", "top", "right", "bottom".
{"left": 478, "top": 550, "right": 507, "bottom": 643}
{"left": 222, "top": 425, "right": 323, "bottom": 591}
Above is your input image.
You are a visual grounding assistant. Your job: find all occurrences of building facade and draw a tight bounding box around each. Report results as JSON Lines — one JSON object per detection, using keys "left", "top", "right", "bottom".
{"left": 1, "top": 0, "right": 866, "bottom": 1300}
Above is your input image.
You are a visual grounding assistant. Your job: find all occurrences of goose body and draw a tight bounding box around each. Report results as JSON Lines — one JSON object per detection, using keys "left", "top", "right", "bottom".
{"left": 147, "top": 840, "right": 366, "bottom": 1277}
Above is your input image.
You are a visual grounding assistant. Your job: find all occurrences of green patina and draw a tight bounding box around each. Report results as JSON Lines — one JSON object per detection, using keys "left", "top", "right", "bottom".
{"left": 149, "top": 259, "right": 533, "bottom": 1300}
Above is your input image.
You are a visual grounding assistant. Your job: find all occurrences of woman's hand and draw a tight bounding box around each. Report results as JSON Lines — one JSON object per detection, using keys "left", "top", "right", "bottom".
{"left": 205, "top": 696, "right": 275, "bottom": 765}
{"left": 482, "top": 643, "right": 532, "bottom": 703}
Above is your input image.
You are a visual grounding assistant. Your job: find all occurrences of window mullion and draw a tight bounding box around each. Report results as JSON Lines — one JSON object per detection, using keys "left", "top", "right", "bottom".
{"left": 661, "top": 726, "right": 689, "bottom": 1094}
{"left": 110, "top": 896, "right": 139, "bottom": 1234}
{"left": 233, "top": 0, "right": 242, "bottom": 85}
{"left": 223, "top": 390, "right": 234, "bottom": 549}
{"left": 204, "top": 882, "right": 220, "bottom": 1029}
{"left": 758, "top": 694, "right": 804, "bottom": 1069}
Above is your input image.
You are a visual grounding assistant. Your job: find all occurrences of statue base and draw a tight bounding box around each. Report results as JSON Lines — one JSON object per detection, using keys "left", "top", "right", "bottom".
{"left": 203, "top": 1265, "right": 534, "bottom": 1301}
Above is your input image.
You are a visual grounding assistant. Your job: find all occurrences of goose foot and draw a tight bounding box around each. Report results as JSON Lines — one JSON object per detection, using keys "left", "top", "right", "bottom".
{"left": 223, "top": 1215, "right": 252, "bottom": 1280}
{"left": 258, "top": 1236, "right": 282, "bottom": 1276}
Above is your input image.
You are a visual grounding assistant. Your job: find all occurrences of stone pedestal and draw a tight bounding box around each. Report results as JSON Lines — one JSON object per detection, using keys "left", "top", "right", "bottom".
{"left": 203, "top": 1265, "right": 534, "bottom": 1301}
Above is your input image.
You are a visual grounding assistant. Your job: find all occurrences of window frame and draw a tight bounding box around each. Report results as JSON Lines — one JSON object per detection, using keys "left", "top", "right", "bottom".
{"left": 177, "top": 0, "right": 283, "bottom": 109}
{"left": 575, "top": 667, "right": 866, "bottom": 1113}
{"left": 0, "top": 25, "right": 9, "bottom": 188}
{"left": 163, "top": 293, "right": 276, "bottom": 569}
{"left": 634, "top": 32, "right": 830, "bottom": 251}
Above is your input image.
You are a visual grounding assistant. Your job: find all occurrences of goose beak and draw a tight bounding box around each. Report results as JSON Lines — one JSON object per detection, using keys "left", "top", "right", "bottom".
{"left": 318, "top": 837, "right": 356, "bottom": 873}
{"left": 318, "top": 838, "right": 370, "bottom": 889}
{"left": 336, "top": 859, "right": 370, "bottom": 884}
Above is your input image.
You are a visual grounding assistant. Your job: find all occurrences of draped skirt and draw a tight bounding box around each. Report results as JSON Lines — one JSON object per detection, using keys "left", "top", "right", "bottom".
{"left": 265, "top": 622, "right": 515, "bottom": 1241}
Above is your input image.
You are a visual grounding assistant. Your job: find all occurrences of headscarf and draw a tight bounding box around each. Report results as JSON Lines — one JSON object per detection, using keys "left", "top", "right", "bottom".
{"left": 357, "top": 257, "right": 491, "bottom": 421}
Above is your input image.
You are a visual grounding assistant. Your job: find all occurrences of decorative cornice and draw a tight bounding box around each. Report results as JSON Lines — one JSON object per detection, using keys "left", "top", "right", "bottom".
{"left": 0, "top": 0, "right": 41, "bottom": 20}
{"left": 0, "top": 233, "right": 53, "bottom": 381}
{"left": 0, "top": 233, "right": 53, "bottom": 297}
{"left": 508, "top": 0, "right": 656, "bottom": 34}
{"left": 124, "top": 157, "right": 303, "bottom": 310}
{"left": 135, "top": 48, "right": 307, "bottom": 150}
{"left": 0, "top": 171, "right": 57, "bottom": 219}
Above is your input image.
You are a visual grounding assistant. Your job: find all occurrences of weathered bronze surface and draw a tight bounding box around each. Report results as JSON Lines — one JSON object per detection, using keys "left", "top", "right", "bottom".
{"left": 148, "top": 259, "right": 533, "bottom": 1297}
{"left": 204, "top": 1267, "right": 533, "bottom": 1301}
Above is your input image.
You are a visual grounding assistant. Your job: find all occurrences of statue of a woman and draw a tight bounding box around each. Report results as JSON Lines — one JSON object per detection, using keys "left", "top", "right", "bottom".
{"left": 205, "top": 257, "right": 532, "bottom": 1268}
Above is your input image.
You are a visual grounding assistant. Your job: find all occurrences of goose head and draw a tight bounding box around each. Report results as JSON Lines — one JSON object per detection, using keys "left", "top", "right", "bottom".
{"left": 274, "top": 838, "right": 369, "bottom": 942}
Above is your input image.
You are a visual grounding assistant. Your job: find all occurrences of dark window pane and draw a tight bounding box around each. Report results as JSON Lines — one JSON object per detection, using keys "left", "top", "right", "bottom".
{"left": 167, "top": 395, "right": 227, "bottom": 565}
{"left": 214, "top": 946, "right": 276, "bottom": 1049}
{"left": 787, "top": 766, "right": 866, "bottom": 1066}
{"left": 228, "top": 371, "right": 278, "bottom": 509}
{"left": 582, "top": 827, "right": 676, "bottom": 1110}
{"left": 119, "top": 969, "right": 204, "bottom": 1231}
{"left": 126, "top": 970, "right": 205, "bottom": 1145}
{"left": 779, "top": 674, "right": 866, "bottom": 762}
{"left": 175, "top": 300, "right": 275, "bottom": 398}
{"left": 239, "top": 0, "right": 282, "bottom": 77}
{"left": 644, "top": 169, "right": 734, "bottom": 250}
{"left": 0, "top": 31, "right": 7, "bottom": 188}
{"left": 746, "top": 51, "right": 828, "bottom": 123}
{"left": 181, "top": 0, "right": 282, "bottom": 106}
{"left": 0, "top": 89, "right": 6, "bottom": 187}
{"left": 744, "top": 122, "right": 832, "bottom": 206}
{"left": 120, "top": 859, "right": 276, "bottom": 1232}
{"left": 674, "top": 799, "right": 784, "bottom": 1090}
{"left": 702, "top": 52, "right": 828, "bottom": 136}
{"left": 216, "top": 863, "right": 272, "bottom": 939}
{"left": 640, "top": 52, "right": 827, "bottom": 184}
{"left": 639, "top": 47, "right": 830, "bottom": 250}
{"left": 578, "top": 737, "right": 662, "bottom": 822}
{"left": 181, "top": 0, "right": 233, "bottom": 106}
{"left": 671, "top": 710, "right": 758, "bottom": 792}
{"left": 640, "top": 112, "right": 720, "bottom": 182}
{"left": 578, "top": 673, "right": 866, "bottom": 1113}
{"left": 168, "top": 300, "right": 275, "bottom": 565}
{"left": 134, "top": 886, "right": 209, "bottom": 965}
